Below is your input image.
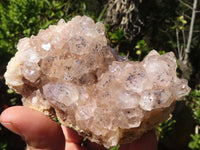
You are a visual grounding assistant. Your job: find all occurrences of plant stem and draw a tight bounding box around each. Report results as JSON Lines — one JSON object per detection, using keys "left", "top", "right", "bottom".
{"left": 184, "top": 0, "right": 198, "bottom": 64}
{"left": 176, "top": 28, "right": 182, "bottom": 61}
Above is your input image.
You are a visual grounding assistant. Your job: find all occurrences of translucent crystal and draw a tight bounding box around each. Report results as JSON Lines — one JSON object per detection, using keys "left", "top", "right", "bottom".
{"left": 4, "top": 16, "right": 191, "bottom": 148}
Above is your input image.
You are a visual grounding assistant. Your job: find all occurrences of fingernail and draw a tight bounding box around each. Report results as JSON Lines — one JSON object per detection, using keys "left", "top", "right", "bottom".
{"left": 0, "top": 122, "right": 11, "bottom": 125}
{"left": 0, "top": 121, "right": 25, "bottom": 140}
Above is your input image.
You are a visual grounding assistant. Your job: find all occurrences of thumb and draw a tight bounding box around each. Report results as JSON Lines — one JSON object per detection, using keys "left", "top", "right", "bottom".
{"left": 0, "top": 106, "right": 65, "bottom": 150}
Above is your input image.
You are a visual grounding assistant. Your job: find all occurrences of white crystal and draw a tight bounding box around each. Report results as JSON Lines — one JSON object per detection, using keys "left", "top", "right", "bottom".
{"left": 42, "top": 43, "right": 51, "bottom": 51}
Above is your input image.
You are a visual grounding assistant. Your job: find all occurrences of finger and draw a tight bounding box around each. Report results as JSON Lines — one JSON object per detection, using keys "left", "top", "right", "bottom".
{"left": 61, "top": 125, "right": 86, "bottom": 150}
{"left": 0, "top": 106, "right": 65, "bottom": 150}
{"left": 61, "top": 125, "right": 83, "bottom": 144}
{"left": 61, "top": 125, "right": 107, "bottom": 150}
{"left": 119, "top": 130, "right": 157, "bottom": 150}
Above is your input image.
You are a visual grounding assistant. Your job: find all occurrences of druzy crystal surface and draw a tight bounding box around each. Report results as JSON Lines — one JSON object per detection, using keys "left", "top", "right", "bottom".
{"left": 4, "top": 16, "right": 190, "bottom": 148}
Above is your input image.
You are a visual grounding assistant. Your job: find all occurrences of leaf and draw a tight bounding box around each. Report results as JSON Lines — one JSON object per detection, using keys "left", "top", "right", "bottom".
{"left": 108, "top": 29, "right": 124, "bottom": 42}
{"left": 182, "top": 20, "right": 187, "bottom": 24}
{"left": 0, "top": 141, "right": 8, "bottom": 150}
{"left": 7, "top": 89, "right": 14, "bottom": 94}
{"left": 136, "top": 50, "right": 142, "bottom": 55}
{"left": 23, "top": 28, "right": 31, "bottom": 35}
{"left": 10, "top": 98, "right": 17, "bottom": 105}
{"left": 188, "top": 134, "right": 200, "bottom": 149}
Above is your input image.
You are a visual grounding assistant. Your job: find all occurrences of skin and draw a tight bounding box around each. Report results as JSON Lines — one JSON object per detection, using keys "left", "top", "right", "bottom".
{"left": 0, "top": 106, "right": 157, "bottom": 150}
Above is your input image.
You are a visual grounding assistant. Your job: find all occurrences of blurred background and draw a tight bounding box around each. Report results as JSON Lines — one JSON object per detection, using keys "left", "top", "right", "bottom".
{"left": 0, "top": 0, "right": 200, "bottom": 149}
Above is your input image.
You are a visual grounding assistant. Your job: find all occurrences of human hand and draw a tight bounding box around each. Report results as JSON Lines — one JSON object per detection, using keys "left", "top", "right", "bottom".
{"left": 0, "top": 106, "right": 157, "bottom": 150}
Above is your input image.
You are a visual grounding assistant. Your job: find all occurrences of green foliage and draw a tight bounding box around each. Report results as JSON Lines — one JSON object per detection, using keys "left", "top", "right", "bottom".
{"left": 157, "top": 118, "right": 176, "bottom": 139}
{"left": 187, "top": 86, "right": 200, "bottom": 149}
{"left": 109, "top": 145, "right": 120, "bottom": 150}
{"left": 171, "top": 15, "right": 187, "bottom": 30}
{"left": 0, "top": 0, "right": 66, "bottom": 66}
{"left": 0, "top": 126, "right": 5, "bottom": 149}
{"left": 106, "top": 24, "right": 126, "bottom": 53}
{"left": 0, "top": 141, "right": 7, "bottom": 150}
{"left": 135, "top": 40, "right": 149, "bottom": 56}
{"left": 108, "top": 28, "right": 125, "bottom": 44}
{"left": 188, "top": 134, "right": 200, "bottom": 150}
{"left": 10, "top": 98, "right": 17, "bottom": 106}
{"left": 188, "top": 86, "right": 200, "bottom": 124}
{"left": 135, "top": 39, "right": 165, "bottom": 60}
{"left": 7, "top": 88, "right": 20, "bottom": 106}
{"left": 7, "top": 89, "right": 16, "bottom": 95}
{"left": 52, "top": 116, "right": 61, "bottom": 125}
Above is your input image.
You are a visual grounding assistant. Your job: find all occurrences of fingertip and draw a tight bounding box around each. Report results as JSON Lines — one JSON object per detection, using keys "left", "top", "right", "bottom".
{"left": 0, "top": 106, "right": 23, "bottom": 122}
{"left": 0, "top": 106, "right": 25, "bottom": 136}
{"left": 61, "top": 125, "right": 83, "bottom": 144}
{"left": 0, "top": 106, "right": 65, "bottom": 150}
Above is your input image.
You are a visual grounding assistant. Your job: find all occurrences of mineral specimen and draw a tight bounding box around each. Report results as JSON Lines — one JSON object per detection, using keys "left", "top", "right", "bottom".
{"left": 4, "top": 16, "right": 191, "bottom": 148}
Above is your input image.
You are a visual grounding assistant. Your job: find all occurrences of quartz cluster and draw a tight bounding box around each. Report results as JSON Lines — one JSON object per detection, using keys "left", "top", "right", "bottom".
{"left": 4, "top": 16, "right": 191, "bottom": 148}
